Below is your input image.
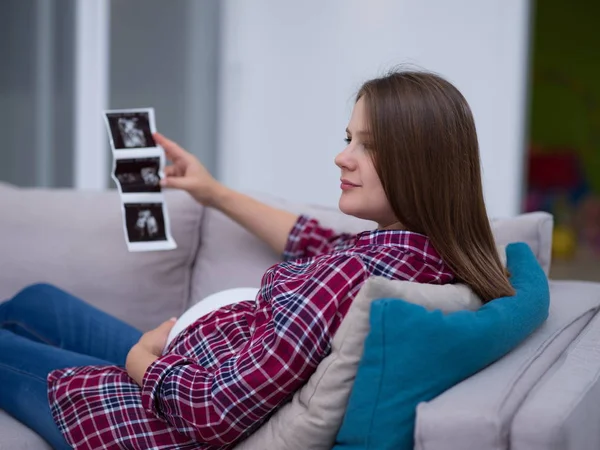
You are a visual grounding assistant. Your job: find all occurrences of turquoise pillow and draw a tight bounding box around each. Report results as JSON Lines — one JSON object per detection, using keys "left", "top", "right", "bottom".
{"left": 334, "top": 243, "right": 550, "bottom": 450}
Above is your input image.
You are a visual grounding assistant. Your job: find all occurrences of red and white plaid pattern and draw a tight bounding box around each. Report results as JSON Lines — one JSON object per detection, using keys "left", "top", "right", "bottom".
{"left": 47, "top": 215, "right": 454, "bottom": 449}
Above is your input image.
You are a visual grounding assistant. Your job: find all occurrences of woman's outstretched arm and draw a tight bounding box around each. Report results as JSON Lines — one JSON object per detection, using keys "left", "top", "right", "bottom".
{"left": 155, "top": 132, "right": 298, "bottom": 255}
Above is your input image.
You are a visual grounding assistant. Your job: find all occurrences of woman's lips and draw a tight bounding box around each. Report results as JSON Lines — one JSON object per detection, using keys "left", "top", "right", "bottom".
{"left": 340, "top": 179, "right": 360, "bottom": 190}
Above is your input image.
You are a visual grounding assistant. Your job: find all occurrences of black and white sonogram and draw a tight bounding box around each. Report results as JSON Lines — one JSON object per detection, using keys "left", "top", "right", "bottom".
{"left": 104, "top": 107, "right": 176, "bottom": 251}
{"left": 124, "top": 203, "right": 167, "bottom": 242}
{"left": 106, "top": 111, "right": 156, "bottom": 149}
{"left": 114, "top": 158, "right": 161, "bottom": 193}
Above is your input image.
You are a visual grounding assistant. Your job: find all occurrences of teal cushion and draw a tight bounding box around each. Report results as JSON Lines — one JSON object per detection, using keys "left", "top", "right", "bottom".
{"left": 334, "top": 242, "right": 550, "bottom": 450}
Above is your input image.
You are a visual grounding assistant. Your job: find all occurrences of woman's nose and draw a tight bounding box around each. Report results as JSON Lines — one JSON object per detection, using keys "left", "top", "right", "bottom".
{"left": 335, "top": 147, "right": 354, "bottom": 170}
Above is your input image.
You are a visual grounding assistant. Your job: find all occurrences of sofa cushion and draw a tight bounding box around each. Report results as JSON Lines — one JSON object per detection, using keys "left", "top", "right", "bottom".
{"left": 412, "top": 285, "right": 600, "bottom": 450}
{"left": 334, "top": 243, "right": 550, "bottom": 450}
{"left": 510, "top": 281, "right": 600, "bottom": 450}
{"left": 190, "top": 192, "right": 553, "bottom": 307}
{"left": 0, "top": 185, "right": 203, "bottom": 331}
{"left": 490, "top": 211, "right": 553, "bottom": 275}
{"left": 0, "top": 410, "right": 51, "bottom": 450}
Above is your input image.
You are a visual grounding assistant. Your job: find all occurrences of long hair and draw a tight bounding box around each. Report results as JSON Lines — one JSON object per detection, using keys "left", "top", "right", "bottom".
{"left": 357, "top": 70, "right": 514, "bottom": 302}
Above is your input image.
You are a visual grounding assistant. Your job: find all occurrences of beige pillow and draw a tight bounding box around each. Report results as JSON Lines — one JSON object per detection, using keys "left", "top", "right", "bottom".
{"left": 234, "top": 247, "right": 507, "bottom": 449}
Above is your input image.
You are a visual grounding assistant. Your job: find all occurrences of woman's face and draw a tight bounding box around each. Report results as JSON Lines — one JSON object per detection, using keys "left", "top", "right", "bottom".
{"left": 335, "top": 97, "right": 398, "bottom": 229}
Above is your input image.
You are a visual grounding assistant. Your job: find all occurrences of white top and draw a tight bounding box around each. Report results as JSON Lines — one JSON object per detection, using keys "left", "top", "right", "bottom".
{"left": 165, "top": 287, "right": 260, "bottom": 350}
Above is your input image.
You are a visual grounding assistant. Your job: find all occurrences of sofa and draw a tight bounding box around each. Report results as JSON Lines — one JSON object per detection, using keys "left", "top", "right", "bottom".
{"left": 1, "top": 182, "right": 600, "bottom": 449}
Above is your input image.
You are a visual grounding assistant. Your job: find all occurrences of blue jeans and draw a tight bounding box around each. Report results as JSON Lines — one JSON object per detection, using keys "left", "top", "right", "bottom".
{"left": 0, "top": 283, "right": 143, "bottom": 449}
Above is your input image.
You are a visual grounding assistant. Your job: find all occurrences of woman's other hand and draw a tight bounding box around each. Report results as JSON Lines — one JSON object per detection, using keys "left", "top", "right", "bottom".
{"left": 136, "top": 317, "right": 177, "bottom": 357}
{"left": 154, "top": 132, "right": 223, "bottom": 206}
{"left": 125, "top": 318, "right": 177, "bottom": 386}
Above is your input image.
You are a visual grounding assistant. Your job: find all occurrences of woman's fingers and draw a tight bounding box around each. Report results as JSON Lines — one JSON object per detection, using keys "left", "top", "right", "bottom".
{"left": 164, "top": 165, "right": 179, "bottom": 177}
{"left": 154, "top": 132, "right": 207, "bottom": 194}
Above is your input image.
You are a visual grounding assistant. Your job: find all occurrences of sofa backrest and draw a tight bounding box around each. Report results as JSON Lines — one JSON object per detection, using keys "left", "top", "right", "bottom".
{"left": 190, "top": 191, "right": 553, "bottom": 307}
{"left": 0, "top": 184, "right": 204, "bottom": 331}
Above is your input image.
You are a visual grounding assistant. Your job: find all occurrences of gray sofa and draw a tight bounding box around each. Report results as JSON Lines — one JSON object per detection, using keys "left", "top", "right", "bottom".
{"left": 1, "top": 182, "right": 600, "bottom": 449}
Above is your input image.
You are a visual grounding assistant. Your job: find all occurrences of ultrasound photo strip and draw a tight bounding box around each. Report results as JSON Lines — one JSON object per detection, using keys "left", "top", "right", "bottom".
{"left": 104, "top": 108, "right": 157, "bottom": 151}
{"left": 112, "top": 156, "right": 164, "bottom": 194}
{"left": 103, "top": 107, "right": 177, "bottom": 252}
{"left": 122, "top": 199, "right": 176, "bottom": 252}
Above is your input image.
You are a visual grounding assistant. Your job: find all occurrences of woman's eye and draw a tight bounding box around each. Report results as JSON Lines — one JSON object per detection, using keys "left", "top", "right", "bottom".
{"left": 344, "top": 137, "right": 351, "bottom": 144}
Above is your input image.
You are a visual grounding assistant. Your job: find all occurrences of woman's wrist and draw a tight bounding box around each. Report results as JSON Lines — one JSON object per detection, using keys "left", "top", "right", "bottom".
{"left": 205, "top": 182, "right": 231, "bottom": 210}
{"left": 126, "top": 344, "right": 160, "bottom": 387}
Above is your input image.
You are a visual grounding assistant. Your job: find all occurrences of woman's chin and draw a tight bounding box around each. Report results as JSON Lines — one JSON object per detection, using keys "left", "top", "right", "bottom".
{"left": 338, "top": 197, "right": 361, "bottom": 218}
{"left": 339, "top": 198, "right": 380, "bottom": 223}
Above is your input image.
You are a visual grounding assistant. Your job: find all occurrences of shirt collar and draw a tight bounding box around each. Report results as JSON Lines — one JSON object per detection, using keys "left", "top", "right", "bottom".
{"left": 353, "top": 229, "right": 445, "bottom": 265}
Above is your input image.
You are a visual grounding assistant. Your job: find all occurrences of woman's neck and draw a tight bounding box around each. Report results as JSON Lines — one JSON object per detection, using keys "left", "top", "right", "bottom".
{"left": 377, "top": 221, "right": 406, "bottom": 231}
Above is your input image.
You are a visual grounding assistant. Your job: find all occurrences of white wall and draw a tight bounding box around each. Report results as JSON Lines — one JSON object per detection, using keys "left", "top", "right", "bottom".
{"left": 218, "top": 0, "right": 532, "bottom": 218}
{"left": 74, "top": 0, "right": 109, "bottom": 190}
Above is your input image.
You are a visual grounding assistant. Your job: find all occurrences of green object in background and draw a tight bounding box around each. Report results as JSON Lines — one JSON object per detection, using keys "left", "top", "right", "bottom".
{"left": 529, "top": 0, "right": 600, "bottom": 194}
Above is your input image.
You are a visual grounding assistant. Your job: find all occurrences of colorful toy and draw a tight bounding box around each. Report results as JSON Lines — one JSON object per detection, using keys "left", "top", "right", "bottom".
{"left": 552, "top": 225, "right": 578, "bottom": 260}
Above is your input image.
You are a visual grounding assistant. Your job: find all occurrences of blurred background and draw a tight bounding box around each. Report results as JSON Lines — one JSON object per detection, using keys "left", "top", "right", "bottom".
{"left": 0, "top": 0, "right": 598, "bottom": 280}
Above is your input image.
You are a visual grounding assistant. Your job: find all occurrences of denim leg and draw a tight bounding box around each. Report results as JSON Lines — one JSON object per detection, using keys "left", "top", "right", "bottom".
{"left": 0, "top": 328, "right": 113, "bottom": 450}
{"left": 0, "top": 283, "right": 143, "bottom": 367}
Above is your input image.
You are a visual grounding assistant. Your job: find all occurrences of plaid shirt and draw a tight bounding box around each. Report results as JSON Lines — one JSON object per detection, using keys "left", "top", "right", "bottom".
{"left": 47, "top": 215, "right": 454, "bottom": 449}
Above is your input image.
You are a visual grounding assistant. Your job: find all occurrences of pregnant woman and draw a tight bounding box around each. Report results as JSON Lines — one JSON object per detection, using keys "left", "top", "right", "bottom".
{"left": 0, "top": 70, "right": 513, "bottom": 449}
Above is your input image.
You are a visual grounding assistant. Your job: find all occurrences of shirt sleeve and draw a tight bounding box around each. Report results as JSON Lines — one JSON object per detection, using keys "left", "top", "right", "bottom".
{"left": 140, "top": 254, "right": 367, "bottom": 447}
{"left": 282, "top": 214, "right": 355, "bottom": 261}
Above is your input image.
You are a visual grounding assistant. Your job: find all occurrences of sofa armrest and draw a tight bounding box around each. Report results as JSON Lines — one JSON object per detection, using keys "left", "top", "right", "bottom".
{"left": 414, "top": 280, "right": 600, "bottom": 450}
{"left": 511, "top": 280, "right": 600, "bottom": 450}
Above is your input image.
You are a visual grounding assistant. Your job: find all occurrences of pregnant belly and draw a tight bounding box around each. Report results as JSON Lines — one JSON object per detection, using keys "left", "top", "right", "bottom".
{"left": 165, "top": 287, "right": 260, "bottom": 350}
